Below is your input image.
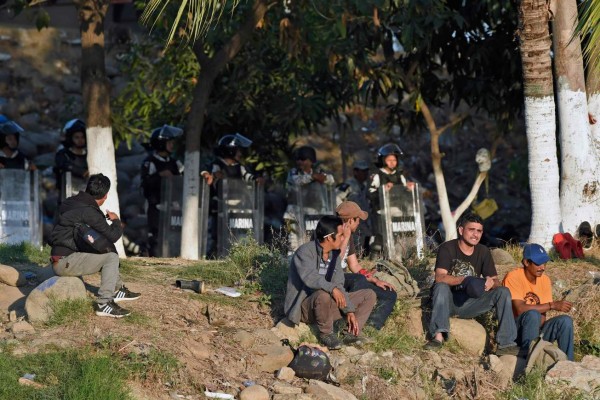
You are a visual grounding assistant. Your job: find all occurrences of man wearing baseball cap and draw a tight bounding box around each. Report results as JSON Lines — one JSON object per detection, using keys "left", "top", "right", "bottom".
{"left": 336, "top": 201, "right": 397, "bottom": 330}
{"left": 503, "top": 243, "right": 574, "bottom": 360}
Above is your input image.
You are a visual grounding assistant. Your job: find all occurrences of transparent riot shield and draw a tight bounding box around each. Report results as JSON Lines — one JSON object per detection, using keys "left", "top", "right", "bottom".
{"left": 0, "top": 170, "right": 42, "bottom": 247}
{"left": 157, "top": 177, "right": 209, "bottom": 257}
{"left": 217, "top": 178, "right": 264, "bottom": 257}
{"left": 378, "top": 183, "right": 425, "bottom": 261}
{"left": 290, "top": 182, "right": 336, "bottom": 246}
{"left": 60, "top": 171, "right": 88, "bottom": 202}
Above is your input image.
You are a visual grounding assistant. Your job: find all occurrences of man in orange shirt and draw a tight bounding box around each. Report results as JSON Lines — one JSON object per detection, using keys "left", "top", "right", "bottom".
{"left": 502, "top": 244, "right": 574, "bottom": 360}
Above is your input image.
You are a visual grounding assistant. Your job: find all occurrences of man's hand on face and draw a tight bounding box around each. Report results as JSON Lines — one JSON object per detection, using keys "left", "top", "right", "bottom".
{"left": 346, "top": 312, "right": 359, "bottom": 336}
{"left": 331, "top": 287, "right": 347, "bottom": 309}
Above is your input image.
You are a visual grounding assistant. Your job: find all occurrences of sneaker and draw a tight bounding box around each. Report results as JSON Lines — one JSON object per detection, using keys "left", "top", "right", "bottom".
{"left": 423, "top": 338, "right": 443, "bottom": 351}
{"left": 495, "top": 344, "right": 521, "bottom": 357}
{"left": 342, "top": 333, "right": 368, "bottom": 346}
{"left": 94, "top": 301, "right": 130, "bottom": 318}
{"left": 113, "top": 286, "right": 141, "bottom": 303}
{"left": 319, "top": 332, "right": 342, "bottom": 350}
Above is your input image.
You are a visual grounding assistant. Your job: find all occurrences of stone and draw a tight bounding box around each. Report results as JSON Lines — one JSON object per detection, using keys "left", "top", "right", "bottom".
{"left": 306, "top": 380, "right": 358, "bottom": 400}
{"left": 273, "top": 395, "right": 315, "bottom": 400}
{"left": 183, "top": 339, "right": 211, "bottom": 360}
{"left": 272, "top": 318, "right": 311, "bottom": 343}
{"left": 239, "top": 384, "right": 269, "bottom": 400}
{"left": 233, "top": 330, "right": 256, "bottom": 348}
{"left": 406, "top": 307, "right": 425, "bottom": 338}
{"left": 0, "top": 264, "right": 27, "bottom": 286}
{"left": 491, "top": 248, "right": 515, "bottom": 265}
{"left": 61, "top": 75, "right": 81, "bottom": 93}
{"left": 272, "top": 381, "right": 302, "bottom": 394}
{"left": 11, "top": 321, "right": 35, "bottom": 335}
{"left": 9, "top": 310, "right": 17, "bottom": 322}
{"left": 25, "top": 276, "right": 87, "bottom": 323}
{"left": 276, "top": 366, "right": 296, "bottom": 382}
{"left": 546, "top": 355, "right": 600, "bottom": 393}
{"left": 449, "top": 318, "right": 487, "bottom": 355}
{"left": 252, "top": 344, "right": 294, "bottom": 373}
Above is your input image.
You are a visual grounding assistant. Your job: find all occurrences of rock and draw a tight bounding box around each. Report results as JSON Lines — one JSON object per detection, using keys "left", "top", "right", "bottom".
{"left": 276, "top": 366, "right": 296, "bottom": 382}
{"left": 183, "top": 338, "right": 211, "bottom": 360}
{"left": 449, "top": 318, "right": 487, "bottom": 355}
{"left": 233, "top": 330, "right": 256, "bottom": 348}
{"left": 272, "top": 381, "right": 302, "bottom": 394}
{"left": 356, "top": 351, "right": 378, "bottom": 365}
{"left": 239, "top": 384, "right": 269, "bottom": 400}
{"left": 273, "top": 395, "right": 315, "bottom": 400}
{"left": 61, "top": 75, "right": 81, "bottom": 93}
{"left": 254, "top": 328, "right": 283, "bottom": 344}
{"left": 272, "top": 318, "right": 311, "bottom": 343}
{"left": 252, "top": 344, "right": 294, "bottom": 373}
{"left": 9, "top": 310, "right": 17, "bottom": 322}
{"left": 25, "top": 276, "right": 87, "bottom": 323}
{"left": 491, "top": 248, "right": 515, "bottom": 265}
{"left": 306, "top": 380, "right": 358, "bottom": 400}
{"left": 546, "top": 355, "right": 600, "bottom": 393}
{"left": 18, "top": 135, "right": 38, "bottom": 158}
{"left": 0, "top": 264, "right": 27, "bottom": 286}
{"left": 406, "top": 307, "right": 425, "bottom": 338}
{"left": 11, "top": 320, "right": 35, "bottom": 335}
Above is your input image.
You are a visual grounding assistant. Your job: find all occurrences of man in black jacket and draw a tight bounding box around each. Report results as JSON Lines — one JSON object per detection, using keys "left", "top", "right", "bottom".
{"left": 50, "top": 174, "right": 140, "bottom": 318}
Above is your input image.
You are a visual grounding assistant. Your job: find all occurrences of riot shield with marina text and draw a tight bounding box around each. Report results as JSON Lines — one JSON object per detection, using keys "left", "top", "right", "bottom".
{"left": 378, "top": 183, "right": 425, "bottom": 262}
{"left": 0, "top": 170, "right": 42, "bottom": 247}
{"left": 217, "top": 178, "right": 264, "bottom": 257}
{"left": 289, "top": 182, "right": 336, "bottom": 246}
{"left": 157, "top": 176, "right": 209, "bottom": 257}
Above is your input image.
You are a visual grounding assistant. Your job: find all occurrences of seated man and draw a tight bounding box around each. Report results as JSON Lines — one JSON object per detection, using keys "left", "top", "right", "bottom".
{"left": 50, "top": 173, "right": 140, "bottom": 318}
{"left": 503, "top": 244, "right": 574, "bottom": 360}
{"left": 336, "top": 201, "right": 397, "bottom": 330}
{"left": 425, "top": 213, "right": 518, "bottom": 355}
{"left": 284, "top": 215, "right": 376, "bottom": 350}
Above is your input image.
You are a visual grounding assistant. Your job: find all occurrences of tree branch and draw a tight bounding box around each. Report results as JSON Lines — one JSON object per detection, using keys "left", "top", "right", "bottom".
{"left": 453, "top": 171, "right": 488, "bottom": 222}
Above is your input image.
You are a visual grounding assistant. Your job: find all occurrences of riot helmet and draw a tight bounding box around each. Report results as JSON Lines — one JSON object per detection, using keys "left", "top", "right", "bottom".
{"left": 376, "top": 143, "right": 403, "bottom": 168}
{"left": 294, "top": 145, "right": 317, "bottom": 164}
{"left": 0, "top": 115, "right": 24, "bottom": 150}
{"left": 216, "top": 133, "right": 252, "bottom": 158}
{"left": 150, "top": 125, "right": 183, "bottom": 152}
{"left": 63, "top": 119, "right": 87, "bottom": 149}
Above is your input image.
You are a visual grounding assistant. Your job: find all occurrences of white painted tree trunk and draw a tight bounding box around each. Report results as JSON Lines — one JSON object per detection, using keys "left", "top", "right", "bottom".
{"left": 553, "top": 0, "right": 600, "bottom": 235}
{"left": 180, "top": 150, "right": 200, "bottom": 259}
{"left": 525, "top": 97, "right": 561, "bottom": 248}
{"left": 86, "top": 126, "right": 126, "bottom": 257}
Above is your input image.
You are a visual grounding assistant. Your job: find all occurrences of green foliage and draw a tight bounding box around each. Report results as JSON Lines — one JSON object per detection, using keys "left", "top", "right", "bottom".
{"left": 0, "top": 243, "right": 50, "bottom": 266}
{"left": 498, "top": 367, "right": 587, "bottom": 400}
{"left": 44, "top": 297, "right": 92, "bottom": 328}
{"left": 124, "top": 348, "right": 180, "bottom": 384}
{"left": 0, "top": 349, "right": 132, "bottom": 400}
{"left": 365, "top": 300, "right": 420, "bottom": 354}
{"left": 157, "top": 260, "right": 244, "bottom": 287}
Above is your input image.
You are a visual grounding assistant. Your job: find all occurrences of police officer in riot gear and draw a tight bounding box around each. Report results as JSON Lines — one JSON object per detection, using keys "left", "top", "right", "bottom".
{"left": 141, "top": 125, "right": 184, "bottom": 256}
{"left": 0, "top": 115, "right": 35, "bottom": 170}
{"left": 55, "top": 119, "right": 89, "bottom": 201}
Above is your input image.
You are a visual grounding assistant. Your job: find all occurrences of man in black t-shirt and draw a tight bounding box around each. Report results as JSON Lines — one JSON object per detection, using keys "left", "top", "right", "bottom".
{"left": 424, "top": 213, "right": 518, "bottom": 355}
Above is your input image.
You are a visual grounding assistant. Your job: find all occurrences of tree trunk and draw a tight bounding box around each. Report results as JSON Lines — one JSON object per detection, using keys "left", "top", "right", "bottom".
{"left": 518, "top": 0, "right": 561, "bottom": 248}
{"left": 553, "top": 0, "right": 600, "bottom": 236}
{"left": 78, "top": 0, "right": 125, "bottom": 256}
{"left": 179, "top": 0, "right": 271, "bottom": 259}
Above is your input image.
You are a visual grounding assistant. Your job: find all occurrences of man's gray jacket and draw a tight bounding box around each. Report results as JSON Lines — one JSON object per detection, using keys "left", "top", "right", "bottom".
{"left": 284, "top": 240, "right": 355, "bottom": 324}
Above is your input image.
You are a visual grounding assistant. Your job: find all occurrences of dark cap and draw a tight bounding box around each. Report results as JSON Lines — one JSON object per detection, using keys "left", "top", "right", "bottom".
{"left": 523, "top": 243, "right": 551, "bottom": 265}
{"left": 463, "top": 276, "right": 486, "bottom": 298}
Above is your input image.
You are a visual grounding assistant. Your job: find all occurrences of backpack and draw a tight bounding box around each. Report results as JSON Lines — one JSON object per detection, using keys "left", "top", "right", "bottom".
{"left": 73, "top": 223, "right": 115, "bottom": 254}
{"left": 373, "top": 259, "right": 419, "bottom": 298}
{"left": 281, "top": 339, "right": 336, "bottom": 383}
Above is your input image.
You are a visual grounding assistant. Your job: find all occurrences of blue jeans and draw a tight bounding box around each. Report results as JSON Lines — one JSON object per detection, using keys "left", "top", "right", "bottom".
{"left": 344, "top": 273, "right": 397, "bottom": 330}
{"left": 429, "top": 283, "right": 517, "bottom": 348}
{"left": 516, "top": 310, "right": 574, "bottom": 360}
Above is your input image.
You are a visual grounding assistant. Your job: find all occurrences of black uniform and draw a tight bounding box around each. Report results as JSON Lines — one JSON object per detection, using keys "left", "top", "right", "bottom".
{"left": 55, "top": 148, "right": 88, "bottom": 200}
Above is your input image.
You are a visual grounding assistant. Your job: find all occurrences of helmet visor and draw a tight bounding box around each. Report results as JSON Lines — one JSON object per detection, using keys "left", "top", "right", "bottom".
{"left": 0, "top": 121, "right": 24, "bottom": 136}
{"left": 155, "top": 125, "right": 184, "bottom": 140}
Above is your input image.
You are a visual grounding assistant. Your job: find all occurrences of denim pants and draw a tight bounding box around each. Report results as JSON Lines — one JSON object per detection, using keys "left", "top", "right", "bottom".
{"left": 429, "top": 282, "right": 517, "bottom": 348}
{"left": 344, "top": 273, "right": 397, "bottom": 330}
{"left": 516, "top": 310, "right": 574, "bottom": 360}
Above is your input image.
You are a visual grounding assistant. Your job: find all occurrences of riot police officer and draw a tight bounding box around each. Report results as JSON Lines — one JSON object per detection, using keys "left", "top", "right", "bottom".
{"left": 0, "top": 115, "right": 35, "bottom": 170}
{"left": 55, "top": 119, "right": 89, "bottom": 200}
{"left": 141, "top": 125, "right": 184, "bottom": 256}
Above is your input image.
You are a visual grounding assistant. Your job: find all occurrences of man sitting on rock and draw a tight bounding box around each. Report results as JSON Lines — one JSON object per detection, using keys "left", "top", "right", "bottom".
{"left": 503, "top": 243, "right": 574, "bottom": 360}
{"left": 50, "top": 173, "right": 140, "bottom": 318}
{"left": 425, "top": 213, "right": 519, "bottom": 355}
{"left": 336, "top": 200, "right": 397, "bottom": 330}
{"left": 284, "top": 215, "right": 376, "bottom": 350}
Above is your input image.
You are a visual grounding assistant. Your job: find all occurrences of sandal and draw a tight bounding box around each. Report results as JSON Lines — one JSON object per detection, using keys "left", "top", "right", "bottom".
{"left": 423, "top": 338, "right": 443, "bottom": 351}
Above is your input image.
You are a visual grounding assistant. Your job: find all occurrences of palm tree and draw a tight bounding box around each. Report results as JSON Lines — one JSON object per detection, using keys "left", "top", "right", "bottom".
{"left": 517, "top": 0, "right": 561, "bottom": 248}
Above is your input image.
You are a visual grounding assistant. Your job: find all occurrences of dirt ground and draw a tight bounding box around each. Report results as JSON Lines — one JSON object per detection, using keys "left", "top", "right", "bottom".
{"left": 2, "top": 246, "right": 600, "bottom": 399}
